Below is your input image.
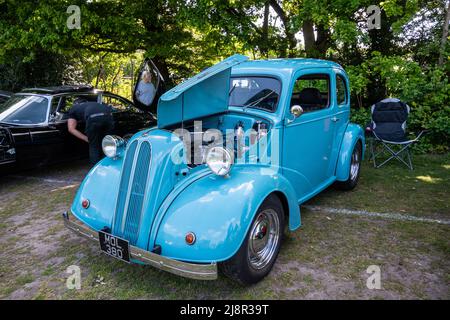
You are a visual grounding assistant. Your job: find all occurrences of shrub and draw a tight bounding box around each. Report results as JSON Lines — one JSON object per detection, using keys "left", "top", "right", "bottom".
{"left": 347, "top": 54, "right": 449, "bottom": 153}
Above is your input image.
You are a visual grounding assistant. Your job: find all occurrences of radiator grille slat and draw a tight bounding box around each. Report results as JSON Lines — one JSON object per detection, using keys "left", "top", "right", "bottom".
{"left": 113, "top": 140, "right": 138, "bottom": 237}
{"left": 123, "top": 142, "right": 151, "bottom": 245}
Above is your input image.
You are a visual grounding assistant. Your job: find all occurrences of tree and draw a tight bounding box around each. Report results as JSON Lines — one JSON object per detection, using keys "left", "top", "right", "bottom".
{"left": 0, "top": 0, "right": 206, "bottom": 86}
{"left": 438, "top": 0, "right": 450, "bottom": 66}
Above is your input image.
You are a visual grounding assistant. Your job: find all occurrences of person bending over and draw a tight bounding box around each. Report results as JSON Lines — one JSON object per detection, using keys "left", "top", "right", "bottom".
{"left": 67, "top": 99, "right": 114, "bottom": 165}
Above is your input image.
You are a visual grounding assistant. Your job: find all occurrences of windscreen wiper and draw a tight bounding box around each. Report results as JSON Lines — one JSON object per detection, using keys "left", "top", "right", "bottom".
{"left": 228, "top": 83, "right": 237, "bottom": 96}
{"left": 243, "top": 89, "right": 275, "bottom": 111}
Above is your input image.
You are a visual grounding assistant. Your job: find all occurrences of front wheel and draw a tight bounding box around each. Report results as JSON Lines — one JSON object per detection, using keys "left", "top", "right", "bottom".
{"left": 220, "top": 194, "right": 284, "bottom": 285}
{"left": 336, "top": 141, "right": 362, "bottom": 190}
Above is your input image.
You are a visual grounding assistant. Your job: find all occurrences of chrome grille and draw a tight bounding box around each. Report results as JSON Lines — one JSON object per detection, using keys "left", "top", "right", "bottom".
{"left": 113, "top": 140, "right": 151, "bottom": 246}
{"left": 123, "top": 142, "right": 151, "bottom": 244}
{"left": 113, "top": 140, "right": 138, "bottom": 236}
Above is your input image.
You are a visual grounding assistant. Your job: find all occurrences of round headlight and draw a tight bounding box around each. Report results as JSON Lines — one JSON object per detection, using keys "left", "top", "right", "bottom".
{"left": 102, "top": 135, "right": 125, "bottom": 158}
{"left": 206, "top": 147, "right": 233, "bottom": 176}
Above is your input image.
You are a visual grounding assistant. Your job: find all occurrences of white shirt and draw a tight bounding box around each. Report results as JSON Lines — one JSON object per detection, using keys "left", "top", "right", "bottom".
{"left": 136, "top": 81, "right": 156, "bottom": 106}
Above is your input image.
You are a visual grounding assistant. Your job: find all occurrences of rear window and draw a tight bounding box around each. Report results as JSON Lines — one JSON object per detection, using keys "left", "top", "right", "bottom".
{"left": 228, "top": 76, "right": 281, "bottom": 112}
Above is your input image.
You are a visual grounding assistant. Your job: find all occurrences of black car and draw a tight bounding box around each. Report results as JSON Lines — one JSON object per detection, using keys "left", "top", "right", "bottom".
{"left": 0, "top": 59, "right": 165, "bottom": 174}
{"left": 0, "top": 90, "right": 12, "bottom": 105}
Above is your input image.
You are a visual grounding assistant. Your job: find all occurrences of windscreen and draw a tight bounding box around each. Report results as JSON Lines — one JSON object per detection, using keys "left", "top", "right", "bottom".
{"left": 228, "top": 76, "right": 281, "bottom": 112}
{"left": 0, "top": 95, "right": 49, "bottom": 125}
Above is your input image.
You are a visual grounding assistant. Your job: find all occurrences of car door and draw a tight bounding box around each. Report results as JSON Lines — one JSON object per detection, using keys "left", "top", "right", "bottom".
{"left": 102, "top": 93, "right": 154, "bottom": 137}
{"left": 53, "top": 93, "right": 97, "bottom": 159}
{"left": 132, "top": 58, "right": 166, "bottom": 114}
{"left": 14, "top": 95, "right": 61, "bottom": 166}
{"left": 328, "top": 69, "right": 351, "bottom": 174}
{"left": 282, "top": 69, "right": 336, "bottom": 202}
{"left": 32, "top": 96, "right": 68, "bottom": 164}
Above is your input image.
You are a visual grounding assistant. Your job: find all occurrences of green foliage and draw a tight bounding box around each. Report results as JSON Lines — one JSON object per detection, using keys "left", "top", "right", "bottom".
{"left": 347, "top": 50, "right": 449, "bottom": 153}
{"left": 0, "top": 0, "right": 448, "bottom": 153}
{"left": 0, "top": 49, "right": 82, "bottom": 91}
{"left": 350, "top": 107, "right": 371, "bottom": 129}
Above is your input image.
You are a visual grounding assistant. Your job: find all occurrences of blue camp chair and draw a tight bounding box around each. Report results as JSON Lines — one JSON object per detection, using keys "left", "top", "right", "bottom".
{"left": 367, "top": 98, "right": 425, "bottom": 170}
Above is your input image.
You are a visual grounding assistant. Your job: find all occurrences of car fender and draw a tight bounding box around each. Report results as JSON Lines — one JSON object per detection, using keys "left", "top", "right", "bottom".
{"left": 335, "top": 123, "right": 365, "bottom": 181}
{"left": 70, "top": 130, "right": 150, "bottom": 231}
{"left": 70, "top": 156, "right": 123, "bottom": 231}
{"left": 152, "top": 165, "right": 301, "bottom": 263}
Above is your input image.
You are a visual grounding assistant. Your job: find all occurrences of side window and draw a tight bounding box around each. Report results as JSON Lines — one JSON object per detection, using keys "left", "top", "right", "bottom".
{"left": 103, "top": 95, "right": 135, "bottom": 113}
{"left": 50, "top": 97, "right": 60, "bottom": 115}
{"left": 336, "top": 75, "right": 347, "bottom": 106}
{"left": 290, "top": 74, "right": 330, "bottom": 113}
{"left": 57, "top": 94, "right": 97, "bottom": 120}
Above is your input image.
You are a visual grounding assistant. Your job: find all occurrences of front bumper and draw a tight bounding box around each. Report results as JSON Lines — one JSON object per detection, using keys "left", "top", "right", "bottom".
{"left": 63, "top": 211, "right": 218, "bottom": 280}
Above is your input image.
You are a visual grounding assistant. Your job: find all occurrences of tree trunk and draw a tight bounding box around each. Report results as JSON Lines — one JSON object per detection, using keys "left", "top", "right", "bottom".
{"left": 111, "top": 65, "right": 121, "bottom": 93}
{"left": 316, "top": 24, "right": 330, "bottom": 56}
{"left": 368, "top": 9, "right": 393, "bottom": 55}
{"left": 438, "top": 1, "right": 450, "bottom": 66}
{"left": 95, "top": 64, "right": 103, "bottom": 88}
{"left": 302, "top": 20, "right": 315, "bottom": 55}
{"left": 269, "top": 0, "right": 297, "bottom": 57}
{"left": 261, "top": 1, "right": 270, "bottom": 58}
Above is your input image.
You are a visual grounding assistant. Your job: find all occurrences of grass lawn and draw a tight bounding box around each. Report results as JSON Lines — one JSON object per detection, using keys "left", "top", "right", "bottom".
{"left": 307, "top": 153, "right": 450, "bottom": 219}
{"left": 0, "top": 154, "right": 448, "bottom": 299}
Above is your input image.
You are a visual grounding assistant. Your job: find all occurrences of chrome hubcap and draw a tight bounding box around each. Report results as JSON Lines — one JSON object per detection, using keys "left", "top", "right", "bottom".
{"left": 248, "top": 209, "right": 280, "bottom": 270}
{"left": 350, "top": 146, "right": 360, "bottom": 181}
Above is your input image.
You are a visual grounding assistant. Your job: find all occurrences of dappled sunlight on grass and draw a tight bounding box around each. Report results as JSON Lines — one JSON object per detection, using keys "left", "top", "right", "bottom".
{"left": 415, "top": 175, "right": 443, "bottom": 184}
{"left": 50, "top": 184, "right": 79, "bottom": 192}
{"left": 307, "top": 153, "right": 450, "bottom": 217}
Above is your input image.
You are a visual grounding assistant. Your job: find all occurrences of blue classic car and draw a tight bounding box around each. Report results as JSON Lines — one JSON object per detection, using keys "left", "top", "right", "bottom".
{"left": 64, "top": 55, "right": 365, "bottom": 284}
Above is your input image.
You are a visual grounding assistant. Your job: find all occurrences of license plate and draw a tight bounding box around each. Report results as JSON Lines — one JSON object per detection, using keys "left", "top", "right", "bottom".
{"left": 98, "top": 231, "right": 130, "bottom": 262}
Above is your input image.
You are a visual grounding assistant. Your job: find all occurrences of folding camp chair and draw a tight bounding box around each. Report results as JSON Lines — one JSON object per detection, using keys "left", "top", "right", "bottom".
{"left": 367, "top": 98, "right": 425, "bottom": 170}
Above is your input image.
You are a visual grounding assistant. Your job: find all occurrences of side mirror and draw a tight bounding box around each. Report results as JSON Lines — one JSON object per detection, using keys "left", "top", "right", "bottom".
{"left": 49, "top": 113, "right": 58, "bottom": 123}
{"left": 286, "top": 105, "right": 303, "bottom": 124}
{"left": 290, "top": 105, "right": 303, "bottom": 118}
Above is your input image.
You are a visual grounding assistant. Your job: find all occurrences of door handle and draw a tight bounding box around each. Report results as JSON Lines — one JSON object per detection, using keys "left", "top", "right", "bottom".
{"left": 331, "top": 117, "right": 340, "bottom": 122}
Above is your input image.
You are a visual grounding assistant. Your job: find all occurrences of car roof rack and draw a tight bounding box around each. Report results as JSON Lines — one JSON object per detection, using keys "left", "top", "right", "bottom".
{"left": 21, "top": 85, "right": 95, "bottom": 94}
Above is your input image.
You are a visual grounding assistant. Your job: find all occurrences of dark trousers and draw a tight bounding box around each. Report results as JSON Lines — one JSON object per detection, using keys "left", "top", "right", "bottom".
{"left": 86, "top": 115, "right": 114, "bottom": 165}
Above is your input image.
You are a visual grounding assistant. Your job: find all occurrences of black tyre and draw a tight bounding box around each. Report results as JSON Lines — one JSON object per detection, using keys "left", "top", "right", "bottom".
{"left": 220, "top": 194, "right": 285, "bottom": 285}
{"left": 336, "top": 141, "right": 362, "bottom": 191}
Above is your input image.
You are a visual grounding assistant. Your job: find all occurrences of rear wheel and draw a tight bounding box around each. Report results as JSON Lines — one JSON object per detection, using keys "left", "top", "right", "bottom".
{"left": 336, "top": 141, "right": 362, "bottom": 190}
{"left": 220, "top": 194, "right": 284, "bottom": 285}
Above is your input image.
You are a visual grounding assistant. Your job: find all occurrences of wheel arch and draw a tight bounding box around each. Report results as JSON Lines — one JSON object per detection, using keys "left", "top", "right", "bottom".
{"left": 336, "top": 123, "right": 365, "bottom": 181}
{"left": 152, "top": 166, "right": 301, "bottom": 263}
{"left": 271, "top": 190, "right": 290, "bottom": 225}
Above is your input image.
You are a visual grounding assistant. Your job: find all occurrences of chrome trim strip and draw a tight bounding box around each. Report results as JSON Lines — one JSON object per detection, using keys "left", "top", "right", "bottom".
{"left": 63, "top": 211, "right": 218, "bottom": 280}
